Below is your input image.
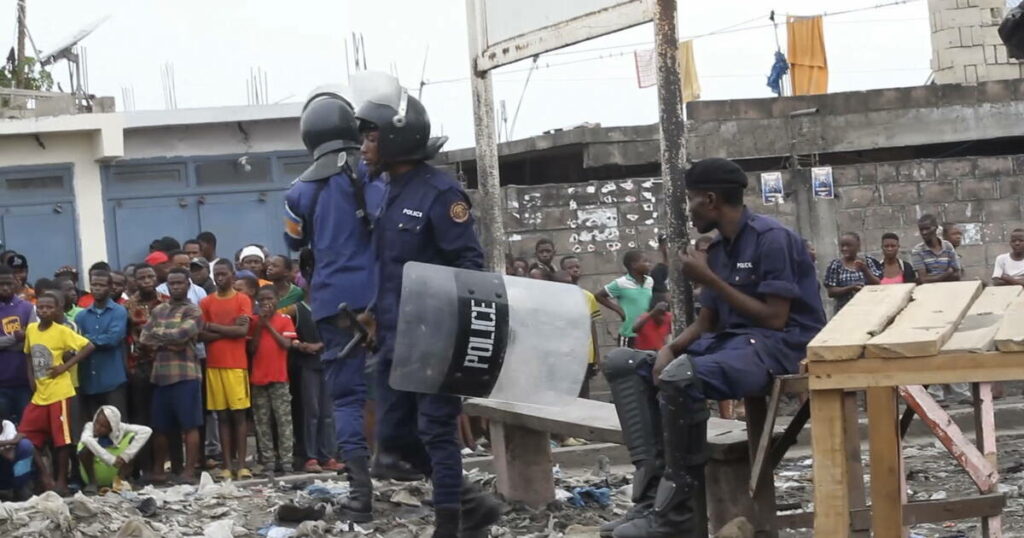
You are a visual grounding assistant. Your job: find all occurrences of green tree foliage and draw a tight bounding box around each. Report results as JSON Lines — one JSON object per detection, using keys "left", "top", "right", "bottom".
{"left": 1, "top": 57, "right": 54, "bottom": 91}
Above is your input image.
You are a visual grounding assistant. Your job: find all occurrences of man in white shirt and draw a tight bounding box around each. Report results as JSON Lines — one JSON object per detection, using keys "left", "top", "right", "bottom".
{"left": 993, "top": 228, "right": 1024, "bottom": 287}
{"left": 157, "top": 251, "right": 208, "bottom": 304}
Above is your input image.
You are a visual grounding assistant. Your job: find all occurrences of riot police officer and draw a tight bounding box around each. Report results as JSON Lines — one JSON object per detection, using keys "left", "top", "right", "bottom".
{"left": 602, "top": 158, "right": 826, "bottom": 537}
{"left": 356, "top": 84, "right": 500, "bottom": 537}
{"left": 283, "top": 88, "right": 382, "bottom": 522}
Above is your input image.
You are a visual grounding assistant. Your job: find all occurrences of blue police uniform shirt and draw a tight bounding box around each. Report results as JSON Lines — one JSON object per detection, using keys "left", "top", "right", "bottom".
{"left": 695, "top": 208, "right": 825, "bottom": 374}
{"left": 75, "top": 301, "right": 129, "bottom": 395}
{"left": 374, "top": 162, "right": 484, "bottom": 335}
{"left": 284, "top": 164, "right": 385, "bottom": 321}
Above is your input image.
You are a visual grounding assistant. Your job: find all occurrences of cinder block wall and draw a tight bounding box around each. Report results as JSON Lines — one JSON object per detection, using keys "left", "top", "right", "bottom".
{"left": 474, "top": 153, "right": 1023, "bottom": 397}
{"left": 929, "top": 0, "right": 1022, "bottom": 83}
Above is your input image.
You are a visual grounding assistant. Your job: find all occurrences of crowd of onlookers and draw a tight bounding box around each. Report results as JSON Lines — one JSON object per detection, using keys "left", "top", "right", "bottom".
{"left": 0, "top": 232, "right": 342, "bottom": 499}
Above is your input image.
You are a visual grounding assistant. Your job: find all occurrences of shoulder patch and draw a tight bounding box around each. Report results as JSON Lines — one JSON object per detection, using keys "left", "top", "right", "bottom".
{"left": 449, "top": 201, "right": 470, "bottom": 223}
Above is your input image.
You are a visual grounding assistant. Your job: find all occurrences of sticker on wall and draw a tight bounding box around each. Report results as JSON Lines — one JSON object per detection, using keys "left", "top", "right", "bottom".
{"left": 811, "top": 167, "right": 835, "bottom": 200}
{"left": 760, "top": 172, "right": 785, "bottom": 205}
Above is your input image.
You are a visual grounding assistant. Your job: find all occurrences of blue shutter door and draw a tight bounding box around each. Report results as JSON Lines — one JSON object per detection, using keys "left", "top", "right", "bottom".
{"left": 111, "top": 198, "right": 199, "bottom": 268}
{"left": 1, "top": 202, "right": 78, "bottom": 281}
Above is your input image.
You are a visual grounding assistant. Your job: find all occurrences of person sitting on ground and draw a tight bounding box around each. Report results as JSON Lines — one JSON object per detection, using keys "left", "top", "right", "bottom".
{"left": 823, "top": 232, "right": 881, "bottom": 312}
{"left": 993, "top": 228, "right": 1024, "bottom": 287}
{"left": 0, "top": 419, "right": 34, "bottom": 501}
{"left": 21, "top": 291, "right": 96, "bottom": 495}
{"left": 248, "top": 286, "right": 297, "bottom": 475}
{"left": 596, "top": 250, "right": 653, "bottom": 348}
{"left": 632, "top": 301, "right": 673, "bottom": 353}
{"left": 878, "top": 233, "right": 917, "bottom": 284}
{"left": 77, "top": 405, "right": 152, "bottom": 494}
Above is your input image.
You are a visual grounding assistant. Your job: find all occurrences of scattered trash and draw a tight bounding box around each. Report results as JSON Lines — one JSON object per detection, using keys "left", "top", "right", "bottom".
{"left": 568, "top": 487, "right": 611, "bottom": 508}
{"left": 276, "top": 503, "right": 326, "bottom": 523}
{"left": 929, "top": 490, "right": 948, "bottom": 500}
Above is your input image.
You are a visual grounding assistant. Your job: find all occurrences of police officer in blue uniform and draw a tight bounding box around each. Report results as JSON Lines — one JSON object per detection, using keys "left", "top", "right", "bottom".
{"left": 355, "top": 86, "right": 500, "bottom": 537}
{"left": 283, "top": 88, "right": 383, "bottom": 522}
{"left": 603, "top": 158, "right": 826, "bottom": 537}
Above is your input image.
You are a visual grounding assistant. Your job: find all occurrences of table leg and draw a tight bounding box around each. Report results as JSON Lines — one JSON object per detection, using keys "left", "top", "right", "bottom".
{"left": 489, "top": 421, "right": 554, "bottom": 507}
{"left": 867, "top": 386, "right": 907, "bottom": 538}
{"left": 843, "top": 393, "right": 870, "bottom": 537}
{"left": 811, "top": 389, "right": 850, "bottom": 537}
{"left": 973, "top": 382, "right": 1003, "bottom": 538}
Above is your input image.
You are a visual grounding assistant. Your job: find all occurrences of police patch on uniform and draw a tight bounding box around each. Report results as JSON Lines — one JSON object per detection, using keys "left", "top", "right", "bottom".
{"left": 449, "top": 201, "right": 470, "bottom": 223}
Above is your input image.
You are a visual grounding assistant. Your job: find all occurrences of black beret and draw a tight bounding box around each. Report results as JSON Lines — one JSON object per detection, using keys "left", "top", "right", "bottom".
{"left": 684, "top": 158, "right": 748, "bottom": 190}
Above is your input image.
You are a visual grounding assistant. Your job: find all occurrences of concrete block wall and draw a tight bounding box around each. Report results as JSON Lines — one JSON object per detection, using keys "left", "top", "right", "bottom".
{"left": 929, "top": 0, "right": 1021, "bottom": 84}
{"left": 814, "top": 154, "right": 1024, "bottom": 282}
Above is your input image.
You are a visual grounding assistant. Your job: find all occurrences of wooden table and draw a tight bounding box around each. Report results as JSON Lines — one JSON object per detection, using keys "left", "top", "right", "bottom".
{"left": 809, "top": 351, "right": 1024, "bottom": 538}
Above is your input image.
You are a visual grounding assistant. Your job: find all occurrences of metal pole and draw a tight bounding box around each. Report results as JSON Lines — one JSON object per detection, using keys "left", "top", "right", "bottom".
{"left": 466, "top": 0, "right": 507, "bottom": 273}
{"left": 653, "top": 0, "right": 693, "bottom": 328}
{"left": 15, "top": 0, "right": 27, "bottom": 88}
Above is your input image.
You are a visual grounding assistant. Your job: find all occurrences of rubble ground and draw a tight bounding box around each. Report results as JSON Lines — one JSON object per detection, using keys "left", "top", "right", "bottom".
{"left": 1, "top": 435, "right": 1022, "bottom": 537}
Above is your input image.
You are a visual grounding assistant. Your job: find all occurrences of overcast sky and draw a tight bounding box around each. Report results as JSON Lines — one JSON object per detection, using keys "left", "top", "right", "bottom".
{"left": 4, "top": 0, "right": 932, "bottom": 149}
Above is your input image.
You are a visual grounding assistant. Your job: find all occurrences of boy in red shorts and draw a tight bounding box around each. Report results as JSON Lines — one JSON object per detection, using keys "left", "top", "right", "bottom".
{"left": 22, "top": 291, "right": 96, "bottom": 494}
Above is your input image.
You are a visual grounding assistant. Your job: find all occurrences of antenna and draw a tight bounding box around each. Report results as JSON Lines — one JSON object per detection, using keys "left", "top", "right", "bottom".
{"left": 352, "top": 33, "right": 361, "bottom": 71}
{"left": 417, "top": 45, "right": 430, "bottom": 99}
{"left": 161, "top": 62, "right": 177, "bottom": 109}
{"left": 360, "top": 33, "right": 368, "bottom": 69}
{"left": 37, "top": 15, "right": 109, "bottom": 107}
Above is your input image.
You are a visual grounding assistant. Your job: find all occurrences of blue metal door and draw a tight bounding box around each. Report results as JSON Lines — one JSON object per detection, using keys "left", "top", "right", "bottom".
{"left": 1, "top": 202, "right": 78, "bottom": 282}
{"left": 198, "top": 191, "right": 287, "bottom": 262}
{"left": 111, "top": 197, "right": 199, "bottom": 268}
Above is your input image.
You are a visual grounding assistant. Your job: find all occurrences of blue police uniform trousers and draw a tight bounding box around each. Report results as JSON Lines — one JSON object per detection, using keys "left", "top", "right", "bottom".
{"left": 638, "top": 332, "right": 777, "bottom": 403}
{"left": 375, "top": 333, "right": 463, "bottom": 507}
{"left": 318, "top": 321, "right": 370, "bottom": 462}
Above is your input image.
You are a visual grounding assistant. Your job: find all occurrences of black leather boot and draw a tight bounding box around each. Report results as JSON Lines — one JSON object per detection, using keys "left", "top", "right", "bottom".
{"left": 336, "top": 455, "right": 373, "bottom": 523}
{"left": 432, "top": 505, "right": 461, "bottom": 538}
{"left": 371, "top": 451, "right": 425, "bottom": 482}
{"left": 600, "top": 349, "right": 665, "bottom": 537}
{"left": 598, "top": 459, "right": 662, "bottom": 537}
{"left": 460, "top": 482, "right": 502, "bottom": 537}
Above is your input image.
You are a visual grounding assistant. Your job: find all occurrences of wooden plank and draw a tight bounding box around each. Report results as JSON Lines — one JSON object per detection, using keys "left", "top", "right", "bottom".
{"left": 743, "top": 397, "right": 777, "bottom": 537}
{"left": 807, "top": 283, "right": 915, "bottom": 361}
{"left": 843, "top": 393, "right": 871, "bottom": 536}
{"left": 749, "top": 379, "right": 782, "bottom": 497}
{"left": 807, "top": 352, "right": 1024, "bottom": 390}
{"left": 899, "top": 385, "right": 999, "bottom": 492}
{"left": 768, "top": 400, "right": 809, "bottom": 470}
{"left": 775, "top": 493, "right": 1006, "bottom": 529}
{"left": 942, "top": 286, "right": 1023, "bottom": 353}
{"left": 464, "top": 397, "right": 760, "bottom": 461}
{"left": 973, "top": 382, "right": 1004, "bottom": 538}
{"left": 810, "top": 389, "right": 850, "bottom": 537}
{"left": 867, "top": 386, "right": 907, "bottom": 538}
{"left": 994, "top": 293, "right": 1024, "bottom": 352}
{"left": 865, "top": 281, "right": 983, "bottom": 358}
{"left": 489, "top": 422, "right": 554, "bottom": 507}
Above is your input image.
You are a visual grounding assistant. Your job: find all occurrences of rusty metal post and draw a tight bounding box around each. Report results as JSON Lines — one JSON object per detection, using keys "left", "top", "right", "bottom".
{"left": 653, "top": 0, "right": 693, "bottom": 327}
{"left": 466, "top": 0, "right": 507, "bottom": 273}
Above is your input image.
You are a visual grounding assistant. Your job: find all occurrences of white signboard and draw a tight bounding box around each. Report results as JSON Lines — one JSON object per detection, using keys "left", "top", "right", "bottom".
{"left": 473, "top": 0, "right": 653, "bottom": 71}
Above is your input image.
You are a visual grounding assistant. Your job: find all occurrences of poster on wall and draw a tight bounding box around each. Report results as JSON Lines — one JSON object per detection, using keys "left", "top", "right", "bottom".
{"left": 760, "top": 172, "right": 784, "bottom": 205}
{"left": 811, "top": 166, "right": 835, "bottom": 199}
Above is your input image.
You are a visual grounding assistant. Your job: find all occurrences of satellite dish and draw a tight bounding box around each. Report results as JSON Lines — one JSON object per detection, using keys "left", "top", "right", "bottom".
{"left": 39, "top": 15, "right": 109, "bottom": 67}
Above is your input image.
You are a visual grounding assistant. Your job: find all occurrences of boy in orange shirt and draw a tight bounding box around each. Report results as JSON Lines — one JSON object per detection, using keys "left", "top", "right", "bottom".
{"left": 248, "top": 286, "right": 297, "bottom": 474}
{"left": 199, "top": 260, "right": 252, "bottom": 480}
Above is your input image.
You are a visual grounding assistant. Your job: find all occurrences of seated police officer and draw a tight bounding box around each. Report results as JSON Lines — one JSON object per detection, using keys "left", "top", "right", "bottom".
{"left": 602, "top": 158, "right": 825, "bottom": 537}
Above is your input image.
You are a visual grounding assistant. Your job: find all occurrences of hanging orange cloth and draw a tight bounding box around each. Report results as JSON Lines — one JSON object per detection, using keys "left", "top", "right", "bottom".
{"left": 786, "top": 15, "right": 828, "bottom": 95}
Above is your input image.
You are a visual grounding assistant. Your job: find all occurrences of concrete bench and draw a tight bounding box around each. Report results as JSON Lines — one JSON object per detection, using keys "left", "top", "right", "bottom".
{"left": 463, "top": 397, "right": 777, "bottom": 532}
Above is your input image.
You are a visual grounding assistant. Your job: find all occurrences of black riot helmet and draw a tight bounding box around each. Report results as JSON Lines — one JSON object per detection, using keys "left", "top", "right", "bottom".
{"left": 296, "top": 90, "right": 360, "bottom": 182}
{"left": 355, "top": 86, "right": 447, "bottom": 165}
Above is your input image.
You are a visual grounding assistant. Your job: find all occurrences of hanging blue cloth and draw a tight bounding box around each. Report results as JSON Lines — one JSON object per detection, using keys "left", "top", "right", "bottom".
{"left": 767, "top": 50, "right": 789, "bottom": 96}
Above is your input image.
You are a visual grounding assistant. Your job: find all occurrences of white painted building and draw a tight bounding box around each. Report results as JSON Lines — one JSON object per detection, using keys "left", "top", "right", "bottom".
{"left": 0, "top": 104, "right": 305, "bottom": 278}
